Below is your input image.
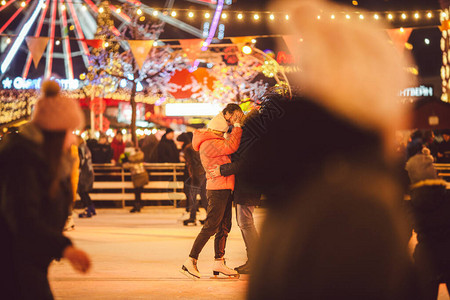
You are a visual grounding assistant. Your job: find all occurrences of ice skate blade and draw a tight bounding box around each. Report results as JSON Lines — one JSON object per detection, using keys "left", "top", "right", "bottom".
{"left": 210, "top": 272, "right": 240, "bottom": 280}
{"left": 180, "top": 266, "right": 200, "bottom": 280}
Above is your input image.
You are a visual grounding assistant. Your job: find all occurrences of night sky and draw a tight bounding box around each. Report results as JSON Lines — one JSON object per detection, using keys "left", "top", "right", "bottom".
{"left": 0, "top": 0, "right": 444, "bottom": 80}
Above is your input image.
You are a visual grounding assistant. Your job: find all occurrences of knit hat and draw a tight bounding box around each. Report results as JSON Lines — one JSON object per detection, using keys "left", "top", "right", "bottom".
{"left": 207, "top": 113, "right": 229, "bottom": 132}
{"left": 32, "top": 80, "right": 84, "bottom": 131}
{"left": 269, "top": 0, "right": 415, "bottom": 149}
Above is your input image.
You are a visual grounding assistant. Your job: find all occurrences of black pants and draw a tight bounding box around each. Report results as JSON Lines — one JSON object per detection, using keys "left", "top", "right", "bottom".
{"left": 78, "top": 191, "right": 92, "bottom": 208}
{"left": 189, "top": 189, "right": 232, "bottom": 259}
{"left": 187, "top": 176, "right": 208, "bottom": 220}
{"left": 133, "top": 187, "right": 144, "bottom": 209}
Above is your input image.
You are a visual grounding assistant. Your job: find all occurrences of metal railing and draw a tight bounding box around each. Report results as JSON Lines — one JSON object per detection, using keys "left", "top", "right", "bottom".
{"left": 80, "top": 163, "right": 186, "bottom": 207}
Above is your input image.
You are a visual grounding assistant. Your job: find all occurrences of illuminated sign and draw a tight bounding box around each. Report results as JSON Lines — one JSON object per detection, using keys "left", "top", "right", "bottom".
{"left": 400, "top": 85, "right": 433, "bottom": 97}
{"left": 165, "top": 103, "right": 222, "bottom": 116}
{"left": 1, "top": 77, "right": 80, "bottom": 90}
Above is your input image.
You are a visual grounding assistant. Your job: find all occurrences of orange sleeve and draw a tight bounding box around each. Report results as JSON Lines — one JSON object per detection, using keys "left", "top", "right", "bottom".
{"left": 70, "top": 145, "right": 79, "bottom": 202}
{"left": 208, "top": 127, "right": 243, "bottom": 157}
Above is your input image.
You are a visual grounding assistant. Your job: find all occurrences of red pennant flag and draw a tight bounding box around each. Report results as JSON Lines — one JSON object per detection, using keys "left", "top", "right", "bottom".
{"left": 386, "top": 28, "right": 413, "bottom": 54}
{"left": 85, "top": 39, "right": 103, "bottom": 48}
{"left": 179, "top": 39, "right": 204, "bottom": 64}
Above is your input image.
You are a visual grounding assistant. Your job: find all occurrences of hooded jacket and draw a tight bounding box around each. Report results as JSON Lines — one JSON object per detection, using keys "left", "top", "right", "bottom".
{"left": 192, "top": 127, "right": 242, "bottom": 190}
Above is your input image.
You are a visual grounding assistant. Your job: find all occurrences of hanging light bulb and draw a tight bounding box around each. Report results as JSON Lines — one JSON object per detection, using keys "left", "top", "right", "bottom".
{"left": 242, "top": 45, "right": 252, "bottom": 54}
{"left": 205, "top": 12, "right": 210, "bottom": 18}
{"left": 269, "top": 14, "right": 274, "bottom": 20}
{"left": 401, "top": 13, "right": 407, "bottom": 19}
{"left": 137, "top": 9, "right": 142, "bottom": 15}
{"left": 99, "top": 7, "right": 104, "bottom": 13}
{"left": 237, "top": 13, "right": 243, "bottom": 19}
{"left": 188, "top": 11, "right": 194, "bottom": 18}
{"left": 171, "top": 11, "right": 177, "bottom": 17}
{"left": 374, "top": 14, "right": 379, "bottom": 20}
{"left": 254, "top": 14, "right": 259, "bottom": 20}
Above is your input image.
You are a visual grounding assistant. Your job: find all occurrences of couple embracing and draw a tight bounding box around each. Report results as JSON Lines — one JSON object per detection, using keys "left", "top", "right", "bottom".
{"left": 180, "top": 104, "right": 258, "bottom": 279}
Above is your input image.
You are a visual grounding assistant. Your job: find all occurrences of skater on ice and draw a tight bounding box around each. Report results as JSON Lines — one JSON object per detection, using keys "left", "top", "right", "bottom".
{"left": 180, "top": 108, "right": 243, "bottom": 280}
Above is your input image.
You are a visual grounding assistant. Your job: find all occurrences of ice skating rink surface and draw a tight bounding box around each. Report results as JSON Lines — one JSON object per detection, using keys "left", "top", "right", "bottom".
{"left": 49, "top": 207, "right": 450, "bottom": 300}
{"left": 49, "top": 208, "right": 265, "bottom": 299}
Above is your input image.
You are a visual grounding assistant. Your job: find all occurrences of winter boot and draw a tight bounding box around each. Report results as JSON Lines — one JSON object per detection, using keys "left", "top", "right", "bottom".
{"left": 212, "top": 258, "right": 239, "bottom": 278}
{"left": 87, "top": 204, "right": 96, "bottom": 216}
{"left": 180, "top": 257, "right": 201, "bottom": 279}
{"left": 130, "top": 206, "right": 141, "bottom": 213}
{"left": 183, "top": 219, "right": 196, "bottom": 226}
{"left": 78, "top": 209, "right": 92, "bottom": 218}
{"left": 234, "top": 261, "right": 251, "bottom": 274}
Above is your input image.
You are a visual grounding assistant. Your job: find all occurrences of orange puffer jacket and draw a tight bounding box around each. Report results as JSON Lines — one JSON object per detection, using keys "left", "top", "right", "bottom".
{"left": 192, "top": 127, "right": 242, "bottom": 191}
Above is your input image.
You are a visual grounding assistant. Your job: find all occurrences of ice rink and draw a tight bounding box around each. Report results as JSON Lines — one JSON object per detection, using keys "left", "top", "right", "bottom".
{"left": 48, "top": 207, "right": 450, "bottom": 300}
{"left": 49, "top": 207, "right": 265, "bottom": 299}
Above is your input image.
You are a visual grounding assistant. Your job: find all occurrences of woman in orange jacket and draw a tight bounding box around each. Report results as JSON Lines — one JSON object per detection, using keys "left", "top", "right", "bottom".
{"left": 180, "top": 110, "right": 243, "bottom": 279}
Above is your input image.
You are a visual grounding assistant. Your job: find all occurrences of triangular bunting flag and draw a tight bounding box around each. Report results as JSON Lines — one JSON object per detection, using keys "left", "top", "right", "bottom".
{"left": 85, "top": 39, "right": 103, "bottom": 48}
{"left": 128, "top": 40, "right": 154, "bottom": 70}
{"left": 282, "top": 35, "right": 302, "bottom": 55}
{"left": 230, "top": 36, "right": 256, "bottom": 46}
{"left": 25, "top": 37, "right": 49, "bottom": 69}
{"left": 386, "top": 28, "right": 413, "bottom": 54}
{"left": 179, "top": 39, "right": 204, "bottom": 64}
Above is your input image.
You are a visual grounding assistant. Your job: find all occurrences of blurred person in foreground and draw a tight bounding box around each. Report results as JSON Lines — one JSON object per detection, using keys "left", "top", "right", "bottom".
{"left": 0, "top": 80, "right": 91, "bottom": 300}
{"left": 180, "top": 111, "right": 243, "bottom": 279}
{"left": 242, "top": 0, "right": 420, "bottom": 299}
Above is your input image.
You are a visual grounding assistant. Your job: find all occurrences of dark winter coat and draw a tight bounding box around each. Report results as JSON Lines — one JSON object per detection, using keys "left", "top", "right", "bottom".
{"left": 78, "top": 142, "right": 94, "bottom": 193}
{"left": 437, "top": 140, "right": 450, "bottom": 163}
{"left": 88, "top": 139, "right": 113, "bottom": 163}
{"left": 220, "top": 121, "right": 261, "bottom": 206}
{"left": 239, "top": 97, "right": 420, "bottom": 300}
{"left": 183, "top": 143, "right": 206, "bottom": 187}
{"left": 157, "top": 134, "right": 180, "bottom": 163}
{"left": 0, "top": 123, "right": 73, "bottom": 300}
{"left": 408, "top": 180, "right": 450, "bottom": 284}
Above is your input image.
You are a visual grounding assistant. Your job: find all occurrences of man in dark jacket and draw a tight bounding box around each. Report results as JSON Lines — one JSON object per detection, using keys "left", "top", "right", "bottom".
{"left": 88, "top": 133, "right": 113, "bottom": 164}
{"left": 210, "top": 109, "right": 260, "bottom": 274}
{"left": 157, "top": 128, "right": 180, "bottom": 163}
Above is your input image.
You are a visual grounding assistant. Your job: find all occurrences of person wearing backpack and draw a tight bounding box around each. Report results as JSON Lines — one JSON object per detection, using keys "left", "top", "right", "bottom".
{"left": 77, "top": 137, "right": 96, "bottom": 218}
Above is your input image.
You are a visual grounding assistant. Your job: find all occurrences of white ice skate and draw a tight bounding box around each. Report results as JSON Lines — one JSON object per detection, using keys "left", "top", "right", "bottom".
{"left": 180, "top": 257, "right": 201, "bottom": 280}
{"left": 212, "top": 258, "right": 240, "bottom": 279}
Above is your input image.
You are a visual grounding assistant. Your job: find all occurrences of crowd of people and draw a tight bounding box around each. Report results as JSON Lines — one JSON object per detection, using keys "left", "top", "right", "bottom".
{"left": 2, "top": 0, "right": 450, "bottom": 299}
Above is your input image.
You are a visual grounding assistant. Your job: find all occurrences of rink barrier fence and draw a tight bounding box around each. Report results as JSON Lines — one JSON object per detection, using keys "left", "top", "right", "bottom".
{"left": 78, "top": 163, "right": 450, "bottom": 205}
{"left": 76, "top": 163, "right": 187, "bottom": 207}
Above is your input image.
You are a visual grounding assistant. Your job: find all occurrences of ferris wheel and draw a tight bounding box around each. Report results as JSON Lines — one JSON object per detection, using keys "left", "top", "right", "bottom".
{"left": 0, "top": 0, "right": 222, "bottom": 82}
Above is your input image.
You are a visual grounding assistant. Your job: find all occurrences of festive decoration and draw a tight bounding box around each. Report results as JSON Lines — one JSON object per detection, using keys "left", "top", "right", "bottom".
{"left": 25, "top": 36, "right": 49, "bottom": 68}
{"left": 128, "top": 40, "right": 154, "bottom": 70}
{"left": 441, "top": 7, "right": 450, "bottom": 102}
{"left": 387, "top": 28, "right": 413, "bottom": 54}
{"left": 178, "top": 39, "right": 204, "bottom": 65}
